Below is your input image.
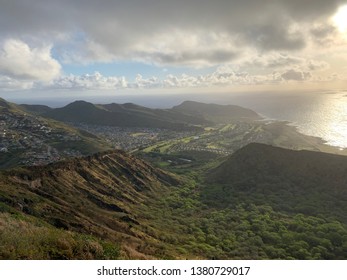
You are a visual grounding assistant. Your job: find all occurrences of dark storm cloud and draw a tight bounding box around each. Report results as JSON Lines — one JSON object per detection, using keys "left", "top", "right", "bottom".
{"left": 0, "top": 0, "right": 346, "bottom": 66}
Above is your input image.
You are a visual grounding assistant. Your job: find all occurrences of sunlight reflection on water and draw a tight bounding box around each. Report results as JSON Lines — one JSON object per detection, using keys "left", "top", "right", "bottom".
{"left": 228, "top": 91, "right": 347, "bottom": 148}
{"left": 280, "top": 92, "right": 347, "bottom": 148}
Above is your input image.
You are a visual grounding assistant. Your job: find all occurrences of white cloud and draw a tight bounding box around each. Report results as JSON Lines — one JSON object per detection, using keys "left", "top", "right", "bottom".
{"left": 0, "top": 39, "right": 61, "bottom": 82}
{"left": 161, "top": 67, "right": 271, "bottom": 88}
{"left": 0, "top": 63, "right": 340, "bottom": 92}
{"left": 40, "top": 65, "right": 339, "bottom": 92}
{"left": 132, "top": 74, "right": 161, "bottom": 88}
{"left": 49, "top": 72, "right": 127, "bottom": 90}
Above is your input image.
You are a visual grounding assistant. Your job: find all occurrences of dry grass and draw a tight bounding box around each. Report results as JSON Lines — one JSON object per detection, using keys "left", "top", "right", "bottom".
{"left": 0, "top": 212, "right": 120, "bottom": 260}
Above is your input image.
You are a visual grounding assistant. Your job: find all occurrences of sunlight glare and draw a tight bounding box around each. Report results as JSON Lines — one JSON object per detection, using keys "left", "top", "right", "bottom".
{"left": 333, "top": 5, "right": 347, "bottom": 32}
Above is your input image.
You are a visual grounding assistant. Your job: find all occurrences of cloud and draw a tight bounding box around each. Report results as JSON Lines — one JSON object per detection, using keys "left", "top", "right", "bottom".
{"left": 0, "top": 75, "right": 33, "bottom": 90}
{"left": 310, "top": 24, "right": 339, "bottom": 46}
{"left": 279, "top": 69, "right": 312, "bottom": 81}
{"left": 1, "top": 63, "right": 340, "bottom": 91}
{"left": 49, "top": 72, "right": 127, "bottom": 90}
{"left": 163, "top": 67, "right": 275, "bottom": 88}
{"left": 0, "top": 39, "right": 61, "bottom": 81}
{"left": 132, "top": 74, "right": 161, "bottom": 88}
{"left": 131, "top": 31, "right": 242, "bottom": 67}
{"left": 55, "top": 35, "right": 117, "bottom": 64}
{"left": 240, "top": 53, "right": 330, "bottom": 74}
{"left": 242, "top": 53, "right": 303, "bottom": 69}
{"left": 142, "top": 49, "right": 240, "bottom": 68}
{"left": 1, "top": 0, "right": 345, "bottom": 68}
{"left": 305, "top": 60, "right": 329, "bottom": 71}
{"left": 310, "top": 24, "right": 337, "bottom": 39}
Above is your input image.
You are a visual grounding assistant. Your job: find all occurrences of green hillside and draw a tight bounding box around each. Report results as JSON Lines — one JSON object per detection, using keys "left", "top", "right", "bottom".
{"left": 1, "top": 144, "right": 347, "bottom": 259}
{"left": 207, "top": 143, "right": 347, "bottom": 223}
{"left": 2, "top": 97, "right": 347, "bottom": 260}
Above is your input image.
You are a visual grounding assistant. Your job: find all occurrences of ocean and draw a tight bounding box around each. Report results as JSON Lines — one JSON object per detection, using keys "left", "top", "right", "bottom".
{"left": 225, "top": 90, "right": 347, "bottom": 149}
{"left": 123, "top": 90, "right": 347, "bottom": 149}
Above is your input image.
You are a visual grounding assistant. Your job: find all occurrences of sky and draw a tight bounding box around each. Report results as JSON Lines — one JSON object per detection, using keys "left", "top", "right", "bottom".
{"left": 1, "top": 0, "right": 347, "bottom": 101}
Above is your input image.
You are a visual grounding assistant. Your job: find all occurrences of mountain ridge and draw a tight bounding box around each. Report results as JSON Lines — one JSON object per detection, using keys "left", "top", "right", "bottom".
{"left": 36, "top": 99, "right": 262, "bottom": 128}
{"left": 0, "top": 149, "right": 180, "bottom": 259}
{"left": 42, "top": 100, "right": 208, "bottom": 130}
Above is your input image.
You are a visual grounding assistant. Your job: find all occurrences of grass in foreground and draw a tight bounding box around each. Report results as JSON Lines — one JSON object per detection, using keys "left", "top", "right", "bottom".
{"left": 0, "top": 211, "right": 120, "bottom": 260}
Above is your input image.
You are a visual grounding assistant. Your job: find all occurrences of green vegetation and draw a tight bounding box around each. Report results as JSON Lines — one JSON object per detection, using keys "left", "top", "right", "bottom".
{"left": 135, "top": 143, "right": 347, "bottom": 259}
{"left": 141, "top": 185, "right": 347, "bottom": 259}
{"left": 1, "top": 98, "right": 347, "bottom": 260}
{"left": 0, "top": 211, "right": 120, "bottom": 260}
{"left": 1, "top": 140, "right": 347, "bottom": 260}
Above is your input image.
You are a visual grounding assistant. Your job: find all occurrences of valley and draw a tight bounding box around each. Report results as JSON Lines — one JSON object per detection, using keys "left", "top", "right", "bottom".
{"left": 1, "top": 98, "right": 347, "bottom": 260}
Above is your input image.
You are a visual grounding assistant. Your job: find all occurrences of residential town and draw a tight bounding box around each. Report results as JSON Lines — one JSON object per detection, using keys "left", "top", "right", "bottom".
{"left": 75, "top": 120, "right": 274, "bottom": 157}
{"left": 70, "top": 122, "right": 198, "bottom": 152}
{"left": 0, "top": 108, "right": 83, "bottom": 167}
{"left": 1, "top": 106, "right": 275, "bottom": 168}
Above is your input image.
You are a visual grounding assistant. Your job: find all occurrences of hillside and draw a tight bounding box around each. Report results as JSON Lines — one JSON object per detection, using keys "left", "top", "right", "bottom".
{"left": 207, "top": 143, "right": 347, "bottom": 222}
{"left": 19, "top": 104, "right": 52, "bottom": 115}
{"left": 0, "top": 97, "right": 10, "bottom": 108}
{"left": 43, "top": 100, "right": 207, "bottom": 130}
{"left": 0, "top": 150, "right": 179, "bottom": 259}
{"left": 0, "top": 98, "right": 111, "bottom": 169}
{"left": 42, "top": 100, "right": 261, "bottom": 128}
{"left": 2, "top": 97, "right": 347, "bottom": 260}
{"left": 138, "top": 143, "right": 347, "bottom": 260}
{"left": 1, "top": 143, "right": 347, "bottom": 259}
{"left": 172, "top": 100, "right": 261, "bottom": 123}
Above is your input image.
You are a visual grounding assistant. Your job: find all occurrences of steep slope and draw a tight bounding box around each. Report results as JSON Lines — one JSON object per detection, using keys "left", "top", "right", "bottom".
{"left": 43, "top": 100, "right": 206, "bottom": 130}
{"left": 172, "top": 100, "right": 261, "bottom": 123}
{"left": 0, "top": 150, "right": 179, "bottom": 259}
{"left": 207, "top": 143, "right": 347, "bottom": 222}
